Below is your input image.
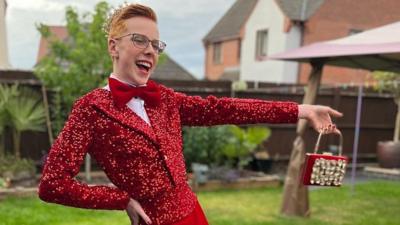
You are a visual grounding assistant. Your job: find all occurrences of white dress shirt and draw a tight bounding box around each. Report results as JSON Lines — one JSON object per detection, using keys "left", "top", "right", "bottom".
{"left": 103, "top": 74, "right": 151, "bottom": 126}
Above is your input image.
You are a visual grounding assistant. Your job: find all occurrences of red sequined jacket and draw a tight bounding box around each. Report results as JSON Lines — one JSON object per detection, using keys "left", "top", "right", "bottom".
{"left": 38, "top": 83, "right": 298, "bottom": 225}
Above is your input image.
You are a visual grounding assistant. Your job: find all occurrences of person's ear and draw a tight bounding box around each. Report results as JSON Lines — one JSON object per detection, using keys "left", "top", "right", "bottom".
{"left": 108, "top": 38, "right": 119, "bottom": 60}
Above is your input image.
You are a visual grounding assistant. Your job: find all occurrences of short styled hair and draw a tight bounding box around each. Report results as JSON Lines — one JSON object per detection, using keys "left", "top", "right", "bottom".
{"left": 104, "top": 3, "right": 157, "bottom": 39}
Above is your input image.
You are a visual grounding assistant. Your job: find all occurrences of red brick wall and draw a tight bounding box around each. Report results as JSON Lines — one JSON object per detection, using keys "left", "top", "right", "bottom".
{"left": 299, "top": 0, "right": 400, "bottom": 85}
{"left": 205, "top": 39, "right": 240, "bottom": 80}
{"left": 37, "top": 26, "right": 68, "bottom": 63}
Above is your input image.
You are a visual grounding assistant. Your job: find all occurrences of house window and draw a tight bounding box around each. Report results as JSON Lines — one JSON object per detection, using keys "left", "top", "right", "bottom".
{"left": 213, "top": 42, "right": 222, "bottom": 64}
{"left": 255, "top": 29, "right": 268, "bottom": 59}
{"left": 238, "top": 40, "right": 241, "bottom": 60}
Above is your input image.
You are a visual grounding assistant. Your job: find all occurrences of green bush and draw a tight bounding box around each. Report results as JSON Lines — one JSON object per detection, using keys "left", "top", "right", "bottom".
{"left": 0, "top": 155, "right": 36, "bottom": 179}
{"left": 183, "top": 126, "right": 231, "bottom": 170}
{"left": 183, "top": 125, "right": 271, "bottom": 171}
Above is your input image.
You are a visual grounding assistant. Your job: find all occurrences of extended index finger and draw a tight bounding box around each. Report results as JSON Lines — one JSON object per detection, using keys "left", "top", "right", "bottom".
{"left": 328, "top": 108, "right": 343, "bottom": 118}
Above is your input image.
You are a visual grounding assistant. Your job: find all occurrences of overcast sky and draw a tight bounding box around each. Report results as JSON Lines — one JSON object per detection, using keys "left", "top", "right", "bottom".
{"left": 5, "top": 0, "right": 235, "bottom": 79}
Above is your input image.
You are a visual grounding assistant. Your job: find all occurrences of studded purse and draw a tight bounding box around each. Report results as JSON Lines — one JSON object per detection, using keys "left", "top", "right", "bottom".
{"left": 301, "top": 132, "right": 348, "bottom": 186}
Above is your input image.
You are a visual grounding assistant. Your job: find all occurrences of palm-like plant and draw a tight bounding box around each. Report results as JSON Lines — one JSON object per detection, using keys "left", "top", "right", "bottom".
{"left": 0, "top": 84, "right": 19, "bottom": 156}
{"left": 0, "top": 84, "right": 46, "bottom": 159}
{"left": 8, "top": 88, "right": 46, "bottom": 159}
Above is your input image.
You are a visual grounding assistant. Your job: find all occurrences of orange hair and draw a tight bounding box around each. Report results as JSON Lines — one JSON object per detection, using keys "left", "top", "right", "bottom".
{"left": 104, "top": 3, "right": 157, "bottom": 39}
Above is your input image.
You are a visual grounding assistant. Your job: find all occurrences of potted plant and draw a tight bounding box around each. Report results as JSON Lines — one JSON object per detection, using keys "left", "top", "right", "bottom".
{"left": 222, "top": 125, "right": 271, "bottom": 170}
{"left": 373, "top": 71, "right": 400, "bottom": 168}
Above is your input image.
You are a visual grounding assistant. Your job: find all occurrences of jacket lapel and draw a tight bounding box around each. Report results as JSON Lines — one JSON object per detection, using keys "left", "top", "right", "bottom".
{"left": 90, "top": 89, "right": 160, "bottom": 147}
{"left": 144, "top": 104, "right": 164, "bottom": 144}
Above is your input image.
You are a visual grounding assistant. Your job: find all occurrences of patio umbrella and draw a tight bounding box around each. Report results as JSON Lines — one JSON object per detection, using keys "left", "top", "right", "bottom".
{"left": 269, "top": 21, "right": 400, "bottom": 217}
{"left": 270, "top": 21, "right": 400, "bottom": 71}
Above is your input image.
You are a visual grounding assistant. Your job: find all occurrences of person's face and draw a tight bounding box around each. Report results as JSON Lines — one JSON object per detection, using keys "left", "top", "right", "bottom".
{"left": 108, "top": 17, "right": 161, "bottom": 85}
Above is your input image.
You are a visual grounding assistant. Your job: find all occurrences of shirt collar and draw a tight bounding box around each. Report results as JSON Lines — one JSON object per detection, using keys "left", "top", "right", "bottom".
{"left": 110, "top": 74, "right": 147, "bottom": 87}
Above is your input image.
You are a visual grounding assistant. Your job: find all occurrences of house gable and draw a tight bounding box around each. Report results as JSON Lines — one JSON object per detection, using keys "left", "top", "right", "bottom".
{"left": 274, "top": 0, "right": 325, "bottom": 22}
{"left": 240, "top": 0, "right": 301, "bottom": 83}
{"left": 203, "top": 0, "right": 258, "bottom": 80}
{"left": 203, "top": 0, "right": 258, "bottom": 44}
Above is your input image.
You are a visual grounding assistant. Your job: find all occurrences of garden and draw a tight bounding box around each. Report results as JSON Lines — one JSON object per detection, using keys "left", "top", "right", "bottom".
{"left": 1, "top": 2, "right": 400, "bottom": 225}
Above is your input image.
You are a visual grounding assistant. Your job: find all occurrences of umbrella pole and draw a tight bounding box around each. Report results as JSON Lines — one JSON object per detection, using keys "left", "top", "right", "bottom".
{"left": 280, "top": 61, "right": 324, "bottom": 217}
{"left": 350, "top": 85, "right": 363, "bottom": 195}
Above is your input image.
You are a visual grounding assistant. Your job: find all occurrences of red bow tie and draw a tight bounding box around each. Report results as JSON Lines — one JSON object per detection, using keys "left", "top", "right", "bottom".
{"left": 108, "top": 77, "right": 161, "bottom": 108}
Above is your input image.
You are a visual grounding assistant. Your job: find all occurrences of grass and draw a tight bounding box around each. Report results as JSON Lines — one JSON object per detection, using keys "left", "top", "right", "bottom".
{"left": 201, "top": 180, "right": 400, "bottom": 225}
{"left": 0, "top": 181, "right": 399, "bottom": 225}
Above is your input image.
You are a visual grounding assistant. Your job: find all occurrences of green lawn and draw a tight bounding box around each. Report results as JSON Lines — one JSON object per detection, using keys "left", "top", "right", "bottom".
{"left": 0, "top": 181, "right": 399, "bottom": 225}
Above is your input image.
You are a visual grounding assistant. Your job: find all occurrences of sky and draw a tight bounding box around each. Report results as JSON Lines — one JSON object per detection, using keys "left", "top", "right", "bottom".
{"left": 5, "top": 0, "right": 235, "bottom": 79}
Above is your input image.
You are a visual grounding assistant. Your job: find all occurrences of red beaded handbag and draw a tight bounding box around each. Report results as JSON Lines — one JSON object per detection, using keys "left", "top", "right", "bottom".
{"left": 301, "top": 132, "right": 348, "bottom": 187}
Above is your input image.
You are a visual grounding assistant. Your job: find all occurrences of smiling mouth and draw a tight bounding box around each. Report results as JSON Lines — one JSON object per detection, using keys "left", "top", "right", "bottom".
{"left": 136, "top": 60, "right": 152, "bottom": 72}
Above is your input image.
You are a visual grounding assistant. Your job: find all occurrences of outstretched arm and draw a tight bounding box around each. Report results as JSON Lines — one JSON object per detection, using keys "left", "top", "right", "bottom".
{"left": 173, "top": 90, "right": 342, "bottom": 133}
{"left": 174, "top": 91, "right": 299, "bottom": 126}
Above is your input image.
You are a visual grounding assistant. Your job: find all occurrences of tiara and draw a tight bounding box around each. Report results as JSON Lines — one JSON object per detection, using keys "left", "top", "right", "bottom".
{"left": 102, "top": 2, "right": 130, "bottom": 38}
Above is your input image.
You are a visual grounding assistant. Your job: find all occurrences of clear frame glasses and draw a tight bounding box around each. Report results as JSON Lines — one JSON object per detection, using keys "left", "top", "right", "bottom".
{"left": 115, "top": 33, "right": 167, "bottom": 54}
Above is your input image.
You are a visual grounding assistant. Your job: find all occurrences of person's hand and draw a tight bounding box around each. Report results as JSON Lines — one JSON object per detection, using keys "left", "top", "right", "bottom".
{"left": 298, "top": 104, "right": 343, "bottom": 134}
{"left": 126, "top": 198, "right": 152, "bottom": 225}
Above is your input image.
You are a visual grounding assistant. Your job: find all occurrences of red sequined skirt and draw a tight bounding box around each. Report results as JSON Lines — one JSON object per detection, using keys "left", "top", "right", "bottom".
{"left": 172, "top": 200, "right": 209, "bottom": 225}
{"left": 139, "top": 199, "right": 209, "bottom": 225}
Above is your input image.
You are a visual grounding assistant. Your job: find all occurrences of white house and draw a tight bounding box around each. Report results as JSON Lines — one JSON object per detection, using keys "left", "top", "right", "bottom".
{"left": 240, "top": 0, "right": 303, "bottom": 83}
{"left": 203, "top": 0, "right": 324, "bottom": 83}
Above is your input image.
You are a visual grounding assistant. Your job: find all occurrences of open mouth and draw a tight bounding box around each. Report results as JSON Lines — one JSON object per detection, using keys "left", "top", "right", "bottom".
{"left": 136, "top": 60, "right": 152, "bottom": 73}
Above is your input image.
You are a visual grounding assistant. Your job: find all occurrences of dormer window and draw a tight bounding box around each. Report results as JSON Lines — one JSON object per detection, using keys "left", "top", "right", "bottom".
{"left": 255, "top": 29, "right": 268, "bottom": 60}
{"left": 213, "top": 42, "right": 222, "bottom": 64}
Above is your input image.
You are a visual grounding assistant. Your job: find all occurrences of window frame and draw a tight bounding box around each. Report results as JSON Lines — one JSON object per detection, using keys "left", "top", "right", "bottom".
{"left": 255, "top": 29, "right": 269, "bottom": 60}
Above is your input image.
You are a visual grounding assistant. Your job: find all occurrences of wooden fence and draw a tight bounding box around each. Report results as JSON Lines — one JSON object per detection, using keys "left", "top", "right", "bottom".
{"left": 0, "top": 71, "right": 396, "bottom": 165}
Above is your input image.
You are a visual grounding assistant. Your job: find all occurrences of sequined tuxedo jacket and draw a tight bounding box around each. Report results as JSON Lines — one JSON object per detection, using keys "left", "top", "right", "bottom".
{"left": 38, "top": 83, "right": 298, "bottom": 225}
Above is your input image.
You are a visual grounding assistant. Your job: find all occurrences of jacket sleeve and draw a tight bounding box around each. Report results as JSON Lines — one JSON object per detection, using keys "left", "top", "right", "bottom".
{"left": 173, "top": 91, "right": 299, "bottom": 126}
{"left": 38, "top": 98, "right": 130, "bottom": 210}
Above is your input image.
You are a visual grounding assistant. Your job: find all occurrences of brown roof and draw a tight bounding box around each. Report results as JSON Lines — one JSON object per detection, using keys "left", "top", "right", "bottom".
{"left": 275, "top": 0, "right": 325, "bottom": 21}
{"left": 203, "top": 0, "right": 258, "bottom": 44}
{"left": 152, "top": 55, "right": 196, "bottom": 81}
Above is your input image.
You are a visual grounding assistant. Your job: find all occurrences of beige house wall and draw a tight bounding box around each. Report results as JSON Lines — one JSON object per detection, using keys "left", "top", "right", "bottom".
{"left": 0, "top": 0, "right": 10, "bottom": 69}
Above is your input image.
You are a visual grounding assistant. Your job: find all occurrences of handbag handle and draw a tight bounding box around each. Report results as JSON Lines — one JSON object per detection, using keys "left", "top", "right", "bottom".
{"left": 314, "top": 132, "right": 343, "bottom": 156}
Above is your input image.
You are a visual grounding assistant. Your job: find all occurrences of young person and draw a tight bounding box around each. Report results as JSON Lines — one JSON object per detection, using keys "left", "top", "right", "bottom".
{"left": 38, "top": 3, "right": 342, "bottom": 225}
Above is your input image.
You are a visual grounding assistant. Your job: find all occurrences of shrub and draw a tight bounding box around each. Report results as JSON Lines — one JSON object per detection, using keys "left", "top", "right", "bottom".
{"left": 0, "top": 155, "right": 36, "bottom": 180}
{"left": 183, "top": 125, "right": 231, "bottom": 170}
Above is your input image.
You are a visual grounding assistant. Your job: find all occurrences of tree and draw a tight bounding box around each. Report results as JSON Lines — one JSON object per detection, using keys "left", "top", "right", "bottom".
{"left": 34, "top": 1, "right": 112, "bottom": 134}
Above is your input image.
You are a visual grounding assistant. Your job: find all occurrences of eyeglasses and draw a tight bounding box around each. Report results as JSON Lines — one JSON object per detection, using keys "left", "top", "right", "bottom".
{"left": 114, "top": 33, "right": 167, "bottom": 54}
